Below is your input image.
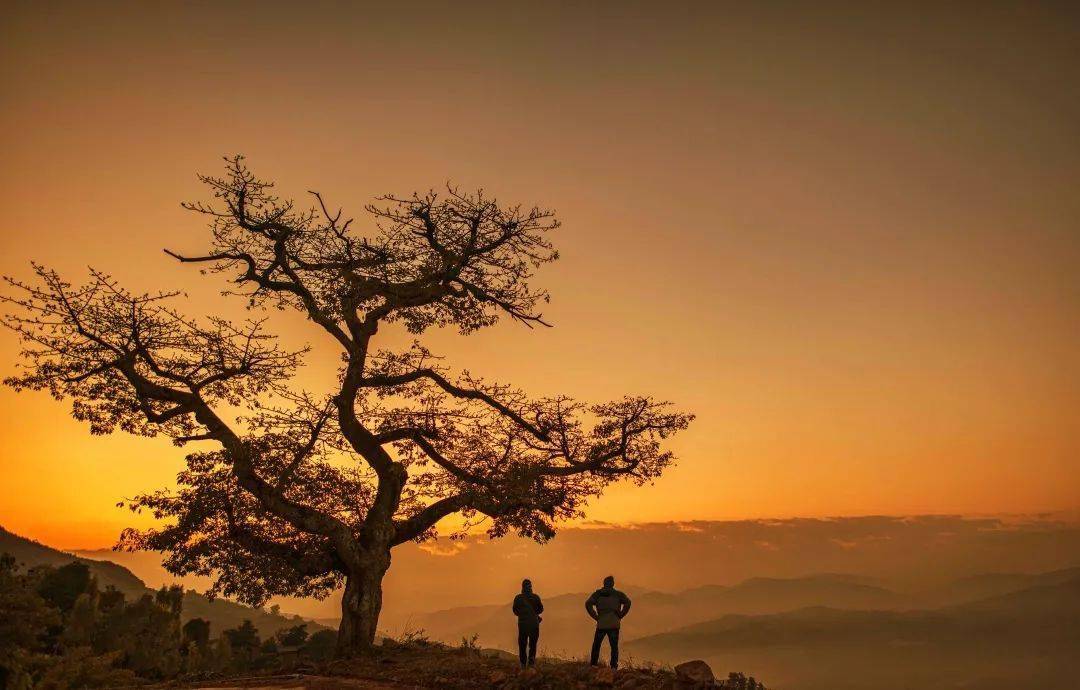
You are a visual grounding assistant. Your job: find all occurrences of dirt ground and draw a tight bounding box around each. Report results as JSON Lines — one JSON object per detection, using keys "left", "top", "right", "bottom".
{"left": 154, "top": 642, "right": 679, "bottom": 689}
{"left": 187, "top": 674, "right": 407, "bottom": 690}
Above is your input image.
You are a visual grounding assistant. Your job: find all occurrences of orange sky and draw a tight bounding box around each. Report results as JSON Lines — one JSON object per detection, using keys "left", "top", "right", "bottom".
{"left": 1, "top": 2, "right": 1078, "bottom": 550}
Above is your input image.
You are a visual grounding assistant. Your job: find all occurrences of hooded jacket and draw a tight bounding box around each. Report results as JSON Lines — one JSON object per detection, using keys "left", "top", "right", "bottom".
{"left": 513, "top": 590, "right": 544, "bottom": 626}
{"left": 585, "top": 586, "right": 632, "bottom": 630}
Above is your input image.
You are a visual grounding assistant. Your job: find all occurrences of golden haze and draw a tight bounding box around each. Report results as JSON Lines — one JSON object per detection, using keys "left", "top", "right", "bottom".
{"left": 0, "top": 2, "right": 1077, "bottom": 549}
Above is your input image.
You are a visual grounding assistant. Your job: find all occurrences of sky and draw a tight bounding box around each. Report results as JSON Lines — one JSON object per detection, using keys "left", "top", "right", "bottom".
{"left": 1, "top": 1, "right": 1078, "bottom": 550}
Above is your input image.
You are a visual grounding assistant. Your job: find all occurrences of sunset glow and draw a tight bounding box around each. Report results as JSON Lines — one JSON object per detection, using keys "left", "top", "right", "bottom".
{"left": 2, "top": 2, "right": 1077, "bottom": 553}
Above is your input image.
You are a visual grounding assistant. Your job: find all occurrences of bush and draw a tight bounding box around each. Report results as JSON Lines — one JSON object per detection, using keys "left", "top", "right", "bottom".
{"left": 305, "top": 629, "right": 337, "bottom": 660}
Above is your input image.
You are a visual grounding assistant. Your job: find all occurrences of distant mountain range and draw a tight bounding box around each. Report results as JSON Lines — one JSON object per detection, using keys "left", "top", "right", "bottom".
{"left": 917, "top": 566, "right": 1080, "bottom": 608}
{"left": 626, "top": 574, "right": 1080, "bottom": 690}
{"left": 57, "top": 514, "right": 1080, "bottom": 623}
{"left": 383, "top": 573, "right": 909, "bottom": 654}
{"left": 386, "top": 568, "right": 1080, "bottom": 649}
{"left": 0, "top": 525, "right": 327, "bottom": 639}
{"left": 382, "top": 566, "right": 1080, "bottom": 690}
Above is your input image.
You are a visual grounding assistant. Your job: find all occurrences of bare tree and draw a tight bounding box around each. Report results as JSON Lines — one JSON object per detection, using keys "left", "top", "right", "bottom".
{"left": 2, "top": 157, "right": 693, "bottom": 655}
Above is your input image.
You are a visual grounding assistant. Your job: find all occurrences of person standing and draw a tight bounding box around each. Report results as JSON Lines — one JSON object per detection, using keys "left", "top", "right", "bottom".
{"left": 585, "top": 575, "right": 632, "bottom": 669}
{"left": 512, "top": 578, "right": 544, "bottom": 668}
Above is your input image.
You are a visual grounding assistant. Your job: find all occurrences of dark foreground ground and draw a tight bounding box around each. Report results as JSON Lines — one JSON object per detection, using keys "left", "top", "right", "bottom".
{"left": 152, "top": 640, "right": 696, "bottom": 690}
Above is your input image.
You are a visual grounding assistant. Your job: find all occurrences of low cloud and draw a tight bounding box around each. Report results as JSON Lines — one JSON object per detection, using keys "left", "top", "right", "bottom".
{"left": 417, "top": 541, "right": 469, "bottom": 557}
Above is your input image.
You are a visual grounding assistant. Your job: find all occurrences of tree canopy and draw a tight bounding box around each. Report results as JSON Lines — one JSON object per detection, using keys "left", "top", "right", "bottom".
{"left": 2, "top": 157, "right": 693, "bottom": 649}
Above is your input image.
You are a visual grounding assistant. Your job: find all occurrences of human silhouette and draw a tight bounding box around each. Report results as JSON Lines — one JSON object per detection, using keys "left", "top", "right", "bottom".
{"left": 512, "top": 578, "right": 544, "bottom": 668}
{"left": 585, "top": 575, "right": 632, "bottom": 669}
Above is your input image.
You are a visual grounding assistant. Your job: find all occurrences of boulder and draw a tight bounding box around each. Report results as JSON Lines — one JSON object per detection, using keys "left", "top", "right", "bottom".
{"left": 488, "top": 670, "right": 509, "bottom": 685}
{"left": 674, "top": 660, "right": 715, "bottom": 688}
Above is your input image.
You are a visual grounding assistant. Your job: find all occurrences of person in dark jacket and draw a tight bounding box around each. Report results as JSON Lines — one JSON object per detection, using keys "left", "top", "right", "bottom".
{"left": 512, "top": 578, "right": 544, "bottom": 668}
{"left": 585, "top": 575, "right": 632, "bottom": 669}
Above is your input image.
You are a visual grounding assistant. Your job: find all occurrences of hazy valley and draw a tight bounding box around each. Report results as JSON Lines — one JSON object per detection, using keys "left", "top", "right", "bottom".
{"left": 10, "top": 517, "right": 1078, "bottom": 689}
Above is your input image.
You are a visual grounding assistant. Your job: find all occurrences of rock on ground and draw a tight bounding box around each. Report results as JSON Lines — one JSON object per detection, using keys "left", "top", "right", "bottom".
{"left": 674, "top": 659, "right": 716, "bottom": 689}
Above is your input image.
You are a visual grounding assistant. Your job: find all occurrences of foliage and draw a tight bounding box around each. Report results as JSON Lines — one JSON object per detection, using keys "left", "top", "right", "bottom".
{"left": 396, "top": 627, "right": 430, "bottom": 646}
{"left": 33, "top": 648, "right": 135, "bottom": 690}
{"left": 259, "top": 637, "right": 279, "bottom": 655}
{"left": 221, "top": 619, "right": 262, "bottom": 670}
{"left": 305, "top": 629, "right": 337, "bottom": 660}
{"left": 725, "top": 672, "right": 767, "bottom": 690}
{"left": 275, "top": 623, "right": 309, "bottom": 647}
{"left": 0, "top": 555, "right": 342, "bottom": 685}
{"left": 93, "top": 586, "right": 184, "bottom": 678}
{"left": 35, "top": 563, "right": 91, "bottom": 615}
{"left": 181, "top": 617, "right": 211, "bottom": 649}
{"left": 222, "top": 618, "right": 260, "bottom": 653}
{"left": 0, "top": 554, "right": 58, "bottom": 687}
{"left": 459, "top": 633, "right": 481, "bottom": 653}
{"left": 1, "top": 556, "right": 185, "bottom": 684}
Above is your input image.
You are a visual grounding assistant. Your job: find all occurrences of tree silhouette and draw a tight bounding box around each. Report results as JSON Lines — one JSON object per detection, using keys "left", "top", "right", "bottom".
{"left": 1, "top": 156, "right": 693, "bottom": 654}
{"left": 275, "top": 623, "right": 309, "bottom": 647}
{"left": 222, "top": 619, "right": 260, "bottom": 665}
{"left": 181, "top": 618, "right": 211, "bottom": 650}
{"left": 36, "top": 562, "right": 92, "bottom": 614}
{"left": 0, "top": 553, "right": 59, "bottom": 685}
{"left": 305, "top": 629, "right": 337, "bottom": 660}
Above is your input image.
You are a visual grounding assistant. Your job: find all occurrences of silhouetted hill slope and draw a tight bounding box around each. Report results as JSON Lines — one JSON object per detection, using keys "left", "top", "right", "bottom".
{"left": 948, "top": 571, "right": 1080, "bottom": 618}
{"left": 0, "top": 526, "right": 147, "bottom": 597}
{"left": 919, "top": 565, "right": 1080, "bottom": 607}
{"left": 0, "top": 525, "right": 326, "bottom": 639}
{"left": 683, "top": 574, "right": 905, "bottom": 614}
{"left": 624, "top": 576, "right": 1080, "bottom": 690}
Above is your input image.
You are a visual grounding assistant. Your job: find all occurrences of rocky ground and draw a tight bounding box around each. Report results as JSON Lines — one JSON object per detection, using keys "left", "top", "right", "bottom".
{"left": 159, "top": 638, "right": 727, "bottom": 690}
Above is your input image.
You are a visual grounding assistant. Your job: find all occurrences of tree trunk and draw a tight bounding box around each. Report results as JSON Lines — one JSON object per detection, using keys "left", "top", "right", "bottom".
{"left": 336, "top": 558, "right": 389, "bottom": 656}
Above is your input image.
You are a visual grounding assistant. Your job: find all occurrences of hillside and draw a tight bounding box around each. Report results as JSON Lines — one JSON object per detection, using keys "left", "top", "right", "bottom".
{"left": 624, "top": 576, "right": 1080, "bottom": 690}
{"left": 919, "top": 565, "right": 1080, "bottom": 607}
{"left": 0, "top": 525, "right": 327, "bottom": 639}
{"left": 948, "top": 572, "right": 1080, "bottom": 621}
{"left": 0, "top": 526, "right": 147, "bottom": 597}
